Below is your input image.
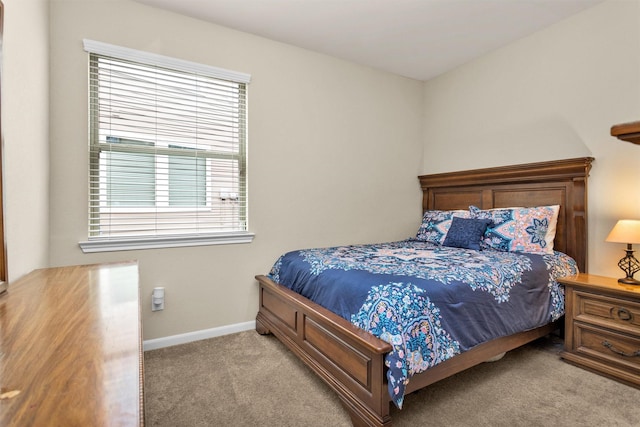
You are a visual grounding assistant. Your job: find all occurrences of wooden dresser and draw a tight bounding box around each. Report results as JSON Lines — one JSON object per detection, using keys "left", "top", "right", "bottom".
{"left": 0, "top": 261, "right": 144, "bottom": 426}
{"left": 559, "top": 273, "right": 640, "bottom": 388}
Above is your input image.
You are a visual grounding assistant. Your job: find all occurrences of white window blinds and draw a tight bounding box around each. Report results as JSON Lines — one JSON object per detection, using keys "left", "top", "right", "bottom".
{"left": 81, "top": 40, "right": 252, "bottom": 252}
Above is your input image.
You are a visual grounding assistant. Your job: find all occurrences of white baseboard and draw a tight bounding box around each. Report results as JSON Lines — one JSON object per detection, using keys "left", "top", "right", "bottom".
{"left": 143, "top": 320, "right": 256, "bottom": 351}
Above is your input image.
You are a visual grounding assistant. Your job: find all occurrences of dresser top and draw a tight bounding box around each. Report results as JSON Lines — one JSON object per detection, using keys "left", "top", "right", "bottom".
{"left": 558, "top": 273, "right": 640, "bottom": 298}
{"left": 0, "top": 261, "right": 142, "bottom": 426}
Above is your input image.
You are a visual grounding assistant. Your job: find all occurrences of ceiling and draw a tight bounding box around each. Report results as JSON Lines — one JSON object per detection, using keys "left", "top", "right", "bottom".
{"left": 133, "top": 0, "right": 603, "bottom": 81}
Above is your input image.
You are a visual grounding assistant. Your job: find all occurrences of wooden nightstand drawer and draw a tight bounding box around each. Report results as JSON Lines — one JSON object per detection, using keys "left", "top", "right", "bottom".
{"left": 574, "top": 290, "right": 640, "bottom": 332}
{"left": 559, "top": 273, "right": 640, "bottom": 388}
{"left": 573, "top": 322, "right": 640, "bottom": 373}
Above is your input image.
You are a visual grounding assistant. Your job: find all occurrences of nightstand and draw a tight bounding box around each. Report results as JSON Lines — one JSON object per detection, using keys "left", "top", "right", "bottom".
{"left": 559, "top": 273, "right": 640, "bottom": 388}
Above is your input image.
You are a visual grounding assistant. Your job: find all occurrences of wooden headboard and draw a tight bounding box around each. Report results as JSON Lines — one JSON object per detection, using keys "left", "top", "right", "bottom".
{"left": 418, "top": 157, "right": 594, "bottom": 273}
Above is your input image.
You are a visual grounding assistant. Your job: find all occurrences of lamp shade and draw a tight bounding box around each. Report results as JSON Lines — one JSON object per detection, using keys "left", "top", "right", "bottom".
{"left": 605, "top": 220, "right": 640, "bottom": 244}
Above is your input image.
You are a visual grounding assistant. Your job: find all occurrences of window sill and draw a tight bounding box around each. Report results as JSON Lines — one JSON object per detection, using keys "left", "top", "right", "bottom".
{"left": 79, "top": 232, "right": 255, "bottom": 253}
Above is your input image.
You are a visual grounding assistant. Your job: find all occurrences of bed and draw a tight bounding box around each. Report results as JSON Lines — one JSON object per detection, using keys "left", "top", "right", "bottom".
{"left": 255, "top": 157, "right": 594, "bottom": 426}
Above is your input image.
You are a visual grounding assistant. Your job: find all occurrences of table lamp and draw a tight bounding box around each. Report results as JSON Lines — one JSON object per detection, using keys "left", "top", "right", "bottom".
{"left": 605, "top": 219, "right": 640, "bottom": 285}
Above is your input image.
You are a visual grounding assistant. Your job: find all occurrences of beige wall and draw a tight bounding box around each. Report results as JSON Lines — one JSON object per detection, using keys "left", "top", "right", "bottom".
{"left": 14, "top": 0, "right": 638, "bottom": 342}
{"left": 48, "top": 1, "right": 424, "bottom": 339}
{"left": 3, "top": 0, "right": 50, "bottom": 281}
{"left": 422, "top": 0, "right": 640, "bottom": 278}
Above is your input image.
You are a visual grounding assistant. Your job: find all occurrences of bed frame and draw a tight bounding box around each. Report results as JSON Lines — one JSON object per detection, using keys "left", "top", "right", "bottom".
{"left": 255, "top": 157, "right": 594, "bottom": 426}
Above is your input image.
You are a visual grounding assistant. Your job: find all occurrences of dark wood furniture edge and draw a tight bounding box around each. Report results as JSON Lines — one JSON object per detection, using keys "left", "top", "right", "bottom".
{"left": 418, "top": 157, "right": 594, "bottom": 188}
{"left": 611, "top": 121, "right": 640, "bottom": 144}
{"left": 256, "top": 157, "right": 593, "bottom": 426}
{"left": 560, "top": 351, "right": 640, "bottom": 388}
{"left": 0, "top": 1, "right": 6, "bottom": 285}
{"left": 558, "top": 273, "right": 640, "bottom": 299}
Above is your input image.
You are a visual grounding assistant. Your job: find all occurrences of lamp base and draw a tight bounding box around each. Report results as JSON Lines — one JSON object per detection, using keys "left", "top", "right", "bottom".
{"left": 616, "top": 247, "right": 640, "bottom": 286}
{"left": 618, "top": 277, "right": 640, "bottom": 286}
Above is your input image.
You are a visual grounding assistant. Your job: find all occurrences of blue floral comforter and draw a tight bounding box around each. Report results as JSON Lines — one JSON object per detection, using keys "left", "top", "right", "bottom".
{"left": 268, "top": 240, "right": 577, "bottom": 408}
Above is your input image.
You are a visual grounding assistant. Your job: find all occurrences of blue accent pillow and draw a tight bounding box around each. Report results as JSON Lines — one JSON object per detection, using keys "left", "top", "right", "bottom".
{"left": 442, "top": 217, "right": 493, "bottom": 250}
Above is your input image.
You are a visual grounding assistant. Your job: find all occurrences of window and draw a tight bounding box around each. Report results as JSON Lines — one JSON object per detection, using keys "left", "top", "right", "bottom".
{"left": 80, "top": 40, "right": 252, "bottom": 253}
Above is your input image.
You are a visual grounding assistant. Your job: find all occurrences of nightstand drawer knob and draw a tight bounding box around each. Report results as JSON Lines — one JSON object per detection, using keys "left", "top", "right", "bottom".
{"left": 616, "top": 307, "right": 633, "bottom": 321}
{"left": 602, "top": 340, "right": 640, "bottom": 358}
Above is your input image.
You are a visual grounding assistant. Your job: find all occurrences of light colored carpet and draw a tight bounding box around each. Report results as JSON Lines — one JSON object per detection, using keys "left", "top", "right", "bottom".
{"left": 144, "top": 331, "right": 640, "bottom": 426}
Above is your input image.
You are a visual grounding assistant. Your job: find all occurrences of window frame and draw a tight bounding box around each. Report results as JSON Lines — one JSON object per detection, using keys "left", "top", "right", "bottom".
{"left": 79, "top": 40, "right": 253, "bottom": 253}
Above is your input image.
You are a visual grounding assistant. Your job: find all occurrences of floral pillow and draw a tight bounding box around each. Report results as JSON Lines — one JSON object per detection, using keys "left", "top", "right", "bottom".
{"left": 415, "top": 209, "right": 471, "bottom": 245}
{"left": 469, "top": 205, "right": 560, "bottom": 254}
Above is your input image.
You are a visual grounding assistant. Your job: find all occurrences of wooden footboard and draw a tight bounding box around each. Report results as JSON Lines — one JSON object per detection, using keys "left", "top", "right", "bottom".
{"left": 256, "top": 274, "right": 392, "bottom": 426}
{"left": 256, "top": 274, "right": 559, "bottom": 426}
